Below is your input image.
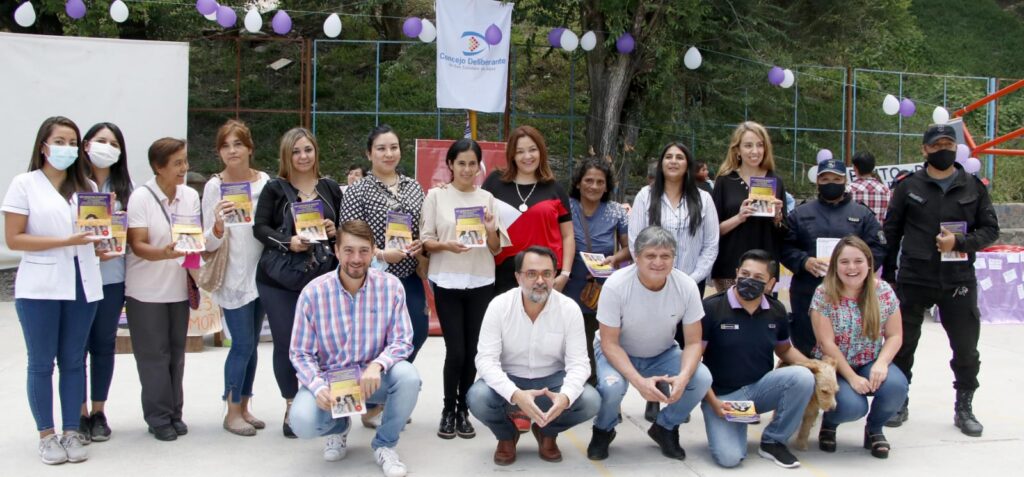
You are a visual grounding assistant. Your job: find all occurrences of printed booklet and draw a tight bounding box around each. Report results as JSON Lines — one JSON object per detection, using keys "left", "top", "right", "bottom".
{"left": 816, "top": 237, "right": 841, "bottom": 260}
{"left": 328, "top": 367, "right": 366, "bottom": 419}
{"left": 220, "top": 182, "right": 253, "bottom": 227}
{"left": 384, "top": 211, "right": 413, "bottom": 251}
{"left": 722, "top": 400, "right": 760, "bottom": 424}
{"left": 172, "top": 214, "right": 205, "bottom": 252}
{"left": 293, "top": 201, "right": 328, "bottom": 241}
{"left": 940, "top": 221, "right": 968, "bottom": 261}
{"left": 455, "top": 206, "right": 487, "bottom": 248}
{"left": 580, "top": 252, "right": 614, "bottom": 278}
{"left": 747, "top": 176, "right": 777, "bottom": 217}
{"left": 99, "top": 212, "right": 128, "bottom": 255}
{"left": 78, "top": 192, "right": 112, "bottom": 240}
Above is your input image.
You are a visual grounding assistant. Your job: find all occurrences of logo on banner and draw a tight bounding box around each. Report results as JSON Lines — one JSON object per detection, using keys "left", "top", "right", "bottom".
{"left": 462, "top": 32, "right": 487, "bottom": 56}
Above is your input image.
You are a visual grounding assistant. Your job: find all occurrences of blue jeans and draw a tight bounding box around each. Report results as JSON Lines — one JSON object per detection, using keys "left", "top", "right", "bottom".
{"left": 700, "top": 367, "right": 815, "bottom": 468}
{"left": 289, "top": 361, "right": 421, "bottom": 449}
{"left": 222, "top": 298, "right": 265, "bottom": 403}
{"left": 15, "top": 261, "right": 98, "bottom": 431}
{"left": 85, "top": 282, "right": 125, "bottom": 403}
{"left": 399, "top": 274, "right": 428, "bottom": 362}
{"left": 594, "top": 344, "right": 713, "bottom": 431}
{"left": 467, "top": 371, "right": 600, "bottom": 441}
{"left": 823, "top": 361, "right": 908, "bottom": 434}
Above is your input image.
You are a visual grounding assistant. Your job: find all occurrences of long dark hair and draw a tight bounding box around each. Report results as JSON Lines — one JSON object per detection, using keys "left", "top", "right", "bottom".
{"left": 648, "top": 142, "right": 703, "bottom": 235}
{"left": 83, "top": 123, "right": 133, "bottom": 207}
{"left": 30, "top": 116, "right": 93, "bottom": 200}
{"left": 445, "top": 138, "right": 483, "bottom": 181}
{"left": 570, "top": 157, "right": 614, "bottom": 203}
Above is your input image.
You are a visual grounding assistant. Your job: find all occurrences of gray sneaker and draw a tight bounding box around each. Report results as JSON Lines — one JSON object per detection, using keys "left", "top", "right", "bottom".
{"left": 61, "top": 432, "right": 88, "bottom": 463}
{"left": 38, "top": 434, "right": 67, "bottom": 465}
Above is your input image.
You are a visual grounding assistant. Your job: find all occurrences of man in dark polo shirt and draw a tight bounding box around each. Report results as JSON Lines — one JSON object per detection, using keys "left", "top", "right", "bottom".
{"left": 700, "top": 249, "right": 813, "bottom": 469}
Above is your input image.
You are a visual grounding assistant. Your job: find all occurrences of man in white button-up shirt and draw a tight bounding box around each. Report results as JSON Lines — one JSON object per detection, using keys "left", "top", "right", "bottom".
{"left": 468, "top": 246, "right": 599, "bottom": 467}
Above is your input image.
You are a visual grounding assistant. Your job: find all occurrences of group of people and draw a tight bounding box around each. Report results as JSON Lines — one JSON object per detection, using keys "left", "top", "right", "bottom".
{"left": 3, "top": 115, "right": 999, "bottom": 475}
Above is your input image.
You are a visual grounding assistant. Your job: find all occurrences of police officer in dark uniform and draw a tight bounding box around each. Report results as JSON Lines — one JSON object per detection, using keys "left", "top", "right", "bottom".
{"left": 781, "top": 159, "right": 885, "bottom": 356}
{"left": 882, "top": 123, "right": 999, "bottom": 436}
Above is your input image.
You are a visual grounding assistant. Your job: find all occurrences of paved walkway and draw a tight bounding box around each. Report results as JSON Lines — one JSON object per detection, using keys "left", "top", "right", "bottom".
{"left": 1, "top": 301, "right": 1022, "bottom": 476}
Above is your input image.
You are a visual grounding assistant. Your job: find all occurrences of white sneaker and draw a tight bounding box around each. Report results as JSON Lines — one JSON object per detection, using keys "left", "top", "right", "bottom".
{"left": 322, "top": 428, "right": 349, "bottom": 462}
{"left": 374, "top": 446, "right": 408, "bottom": 477}
{"left": 38, "top": 434, "right": 67, "bottom": 465}
{"left": 60, "top": 432, "right": 88, "bottom": 463}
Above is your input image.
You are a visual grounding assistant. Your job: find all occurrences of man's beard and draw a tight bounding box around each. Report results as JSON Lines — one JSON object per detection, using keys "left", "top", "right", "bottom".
{"left": 523, "top": 284, "right": 550, "bottom": 304}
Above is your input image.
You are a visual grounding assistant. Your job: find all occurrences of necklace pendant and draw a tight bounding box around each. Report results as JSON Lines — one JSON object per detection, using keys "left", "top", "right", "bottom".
{"left": 518, "top": 203, "right": 528, "bottom": 212}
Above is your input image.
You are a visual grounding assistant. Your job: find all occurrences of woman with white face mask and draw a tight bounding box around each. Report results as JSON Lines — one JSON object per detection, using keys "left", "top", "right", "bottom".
{"left": 77, "top": 122, "right": 134, "bottom": 444}
{"left": 2, "top": 116, "right": 107, "bottom": 465}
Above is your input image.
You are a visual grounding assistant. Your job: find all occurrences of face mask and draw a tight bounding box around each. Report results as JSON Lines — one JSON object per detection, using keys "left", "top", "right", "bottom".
{"left": 736, "top": 277, "right": 767, "bottom": 300}
{"left": 46, "top": 144, "right": 79, "bottom": 171}
{"left": 818, "top": 182, "right": 845, "bottom": 201}
{"left": 88, "top": 142, "right": 121, "bottom": 168}
{"left": 926, "top": 149, "right": 956, "bottom": 171}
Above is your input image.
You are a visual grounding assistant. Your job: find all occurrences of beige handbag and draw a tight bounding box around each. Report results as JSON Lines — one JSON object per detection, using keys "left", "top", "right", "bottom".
{"left": 190, "top": 225, "right": 229, "bottom": 292}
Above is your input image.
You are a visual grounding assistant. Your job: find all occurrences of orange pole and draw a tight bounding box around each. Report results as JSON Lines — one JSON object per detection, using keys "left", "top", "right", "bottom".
{"left": 953, "top": 79, "right": 1024, "bottom": 118}
{"left": 971, "top": 127, "right": 1024, "bottom": 152}
{"left": 976, "top": 149, "right": 1024, "bottom": 156}
{"left": 961, "top": 122, "right": 979, "bottom": 150}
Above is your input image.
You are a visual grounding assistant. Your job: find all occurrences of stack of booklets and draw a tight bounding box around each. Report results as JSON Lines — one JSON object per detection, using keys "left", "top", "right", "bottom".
{"left": 172, "top": 214, "right": 205, "bottom": 252}
{"left": 455, "top": 206, "right": 486, "bottom": 247}
{"left": 293, "top": 201, "right": 328, "bottom": 241}
{"left": 220, "top": 182, "right": 254, "bottom": 227}
{"left": 722, "top": 400, "right": 760, "bottom": 424}
{"left": 580, "top": 252, "right": 614, "bottom": 278}
{"left": 77, "top": 192, "right": 112, "bottom": 240}
{"left": 385, "top": 211, "right": 413, "bottom": 251}
{"left": 328, "top": 367, "right": 367, "bottom": 418}
{"left": 748, "top": 177, "right": 777, "bottom": 217}
{"left": 101, "top": 212, "right": 128, "bottom": 255}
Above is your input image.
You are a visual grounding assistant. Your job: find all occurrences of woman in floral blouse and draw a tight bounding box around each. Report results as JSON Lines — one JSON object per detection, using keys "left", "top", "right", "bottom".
{"left": 810, "top": 236, "right": 906, "bottom": 459}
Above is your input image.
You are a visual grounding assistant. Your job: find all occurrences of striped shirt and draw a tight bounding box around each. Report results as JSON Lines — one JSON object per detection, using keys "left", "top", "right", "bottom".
{"left": 289, "top": 267, "right": 413, "bottom": 395}
{"left": 628, "top": 185, "right": 720, "bottom": 283}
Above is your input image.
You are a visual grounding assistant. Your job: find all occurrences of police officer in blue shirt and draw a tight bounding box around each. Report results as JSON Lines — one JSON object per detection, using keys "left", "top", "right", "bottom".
{"left": 781, "top": 159, "right": 886, "bottom": 356}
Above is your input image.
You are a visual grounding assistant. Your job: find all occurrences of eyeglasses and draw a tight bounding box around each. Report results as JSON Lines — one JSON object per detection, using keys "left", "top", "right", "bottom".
{"left": 518, "top": 270, "right": 555, "bottom": 280}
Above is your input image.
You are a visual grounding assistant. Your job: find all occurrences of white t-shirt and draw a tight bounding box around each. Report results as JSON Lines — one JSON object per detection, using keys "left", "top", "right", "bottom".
{"left": 596, "top": 265, "right": 704, "bottom": 358}
{"left": 202, "top": 172, "right": 269, "bottom": 310}
{"left": 125, "top": 178, "right": 201, "bottom": 303}
{"left": 1, "top": 170, "right": 103, "bottom": 302}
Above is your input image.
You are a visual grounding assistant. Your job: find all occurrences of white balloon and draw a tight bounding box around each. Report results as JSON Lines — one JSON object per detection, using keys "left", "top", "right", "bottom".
{"left": 14, "top": 2, "right": 36, "bottom": 27}
{"left": 780, "top": 69, "right": 795, "bottom": 88}
{"left": 882, "top": 94, "right": 900, "bottom": 116}
{"left": 323, "top": 13, "right": 342, "bottom": 38}
{"left": 418, "top": 19, "right": 436, "bottom": 43}
{"left": 807, "top": 166, "right": 819, "bottom": 183}
{"left": 243, "top": 8, "right": 262, "bottom": 33}
{"left": 205, "top": 11, "right": 218, "bottom": 21}
{"left": 683, "top": 46, "right": 702, "bottom": 70}
{"left": 110, "top": 0, "right": 129, "bottom": 23}
{"left": 932, "top": 106, "right": 950, "bottom": 124}
{"left": 560, "top": 29, "right": 579, "bottom": 52}
{"left": 580, "top": 31, "right": 597, "bottom": 51}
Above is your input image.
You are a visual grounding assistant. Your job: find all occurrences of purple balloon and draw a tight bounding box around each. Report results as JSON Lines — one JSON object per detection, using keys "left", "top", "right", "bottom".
{"left": 898, "top": 98, "right": 916, "bottom": 117}
{"left": 485, "top": 24, "right": 502, "bottom": 46}
{"left": 548, "top": 28, "right": 566, "bottom": 48}
{"left": 196, "top": 0, "right": 217, "bottom": 16}
{"left": 402, "top": 17, "right": 423, "bottom": 38}
{"left": 768, "top": 66, "right": 784, "bottom": 86}
{"left": 816, "top": 149, "right": 833, "bottom": 163}
{"left": 616, "top": 33, "right": 635, "bottom": 54}
{"left": 66, "top": 0, "right": 86, "bottom": 19}
{"left": 271, "top": 10, "right": 291, "bottom": 35}
{"left": 964, "top": 157, "right": 981, "bottom": 174}
{"left": 216, "top": 5, "right": 236, "bottom": 28}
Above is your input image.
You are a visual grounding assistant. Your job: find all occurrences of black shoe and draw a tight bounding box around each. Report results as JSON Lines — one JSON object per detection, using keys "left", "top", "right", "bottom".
{"left": 78, "top": 415, "right": 92, "bottom": 445}
{"left": 455, "top": 409, "right": 476, "bottom": 439}
{"left": 170, "top": 419, "right": 188, "bottom": 436}
{"left": 90, "top": 412, "right": 111, "bottom": 442}
{"left": 954, "top": 389, "right": 984, "bottom": 437}
{"left": 587, "top": 426, "right": 616, "bottom": 461}
{"left": 283, "top": 410, "right": 297, "bottom": 438}
{"left": 647, "top": 423, "right": 685, "bottom": 460}
{"left": 437, "top": 409, "right": 456, "bottom": 439}
{"left": 885, "top": 397, "right": 908, "bottom": 428}
{"left": 149, "top": 424, "right": 178, "bottom": 441}
{"left": 644, "top": 401, "right": 660, "bottom": 423}
{"left": 758, "top": 441, "right": 800, "bottom": 468}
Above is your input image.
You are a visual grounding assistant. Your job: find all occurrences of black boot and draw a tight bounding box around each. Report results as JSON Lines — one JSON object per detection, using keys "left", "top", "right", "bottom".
{"left": 647, "top": 423, "right": 686, "bottom": 460}
{"left": 587, "top": 426, "right": 616, "bottom": 461}
{"left": 885, "top": 397, "right": 908, "bottom": 427}
{"left": 644, "top": 381, "right": 672, "bottom": 423}
{"left": 954, "top": 389, "right": 983, "bottom": 437}
{"left": 454, "top": 408, "right": 475, "bottom": 439}
{"left": 437, "top": 408, "right": 456, "bottom": 439}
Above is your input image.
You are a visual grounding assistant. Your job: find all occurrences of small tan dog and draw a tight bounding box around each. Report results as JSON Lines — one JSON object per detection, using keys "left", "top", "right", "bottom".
{"left": 788, "top": 357, "right": 839, "bottom": 451}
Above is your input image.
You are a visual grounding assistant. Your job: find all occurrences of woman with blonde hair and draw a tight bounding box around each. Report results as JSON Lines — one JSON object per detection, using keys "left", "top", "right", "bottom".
{"left": 710, "top": 121, "right": 787, "bottom": 292}
{"left": 810, "top": 236, "right": 906, "bottom": 459}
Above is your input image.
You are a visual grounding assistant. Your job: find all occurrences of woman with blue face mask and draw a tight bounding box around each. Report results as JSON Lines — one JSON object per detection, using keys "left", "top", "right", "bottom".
{"left": 2, "top": 116, "right": 108, "bottom": 465}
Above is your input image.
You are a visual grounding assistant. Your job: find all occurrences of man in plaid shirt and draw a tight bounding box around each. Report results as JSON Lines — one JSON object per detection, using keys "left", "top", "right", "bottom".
{"left": 848, "top": 152, "right": 891, "bottom": 224}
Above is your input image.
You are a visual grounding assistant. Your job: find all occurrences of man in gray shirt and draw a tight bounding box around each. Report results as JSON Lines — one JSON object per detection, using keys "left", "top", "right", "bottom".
{"left": 587, "top": 226, "right": 713, "bottom": 461}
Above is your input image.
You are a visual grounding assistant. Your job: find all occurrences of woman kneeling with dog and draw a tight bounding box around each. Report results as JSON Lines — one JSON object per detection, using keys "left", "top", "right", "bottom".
{"left": 810, "top": 236, "right": 907, "bottom": 458}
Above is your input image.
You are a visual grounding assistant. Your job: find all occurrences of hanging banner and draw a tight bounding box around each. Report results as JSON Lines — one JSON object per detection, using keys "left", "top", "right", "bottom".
{"left": 435, "top": 0, "right": 514, "bottom": 113}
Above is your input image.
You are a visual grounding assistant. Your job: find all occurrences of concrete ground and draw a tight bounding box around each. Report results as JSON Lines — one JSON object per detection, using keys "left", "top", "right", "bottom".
{"left": 1, "top": 301, "right": 1022, "bottom": 477}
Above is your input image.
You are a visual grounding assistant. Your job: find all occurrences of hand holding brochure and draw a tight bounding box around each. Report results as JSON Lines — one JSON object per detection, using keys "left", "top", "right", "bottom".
{"left": 328, "top": 367, "right": 367, "bottom": 418}
{"left": 747, "top": 177, "right": 777, "bottom": 218}
{"left": 293, "top": 201, "right": 328, "bottom": 241}
{"left": 220, "top": 182, "right": 253, "bottom": 227}
{"left": 78, "top": 192, "right": 112, "bottom": 240}
{"left": 455, "top": 206, "right": 487, "bottom": 248}
{"left": 172, "top": 214, "right": 205, "bottom": 252}
{"left": 580, "top": 252, "right": 614, "bottom": 278}
{"left": 384, "top": 211, "right": 413, "bottom": 251}
{"left": 722, "top": 400, "right": 760, "bottom": 423}
{"left": 99, "top": 212, "right": 128, "bottom": 255}
{"left": 940, "top": 221, "right": 968, "bottom": 262}
{"left": 816, "top": 237, "right": 840, "bottom": 260}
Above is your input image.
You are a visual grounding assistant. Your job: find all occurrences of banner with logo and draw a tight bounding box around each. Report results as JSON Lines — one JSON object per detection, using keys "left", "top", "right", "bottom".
{"left": 435, "top": 0, "right": 514, "bottom": 113}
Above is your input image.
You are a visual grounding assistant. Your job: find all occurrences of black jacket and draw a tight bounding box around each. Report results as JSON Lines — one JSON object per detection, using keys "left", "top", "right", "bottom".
{"left": 882, "top": 165, "right": 999, "bottom": 288}
{"left": 781, "top": 194, "right": 886, "bottom": 295}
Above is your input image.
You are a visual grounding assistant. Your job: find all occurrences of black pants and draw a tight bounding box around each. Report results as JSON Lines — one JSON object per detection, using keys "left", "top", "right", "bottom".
{"left": 894, "top": 283, "right": 981, "bottom": 391}
{"left": 494, "top": 259, "right": 517, "bottom": 295}
{"left": 434, "top": 284, "right": 494, "bottom": 411}
{"left": 582, "top": 312, "right": 598, "bottom": 386}
{"left": 788, "top": 289, "right": 816, "bottom": 357}
{"left": 125, "top": 298, "right": 189, "bottom": 427}
{"left": 673, "top": 280, "right": 706, "bottom": 347}
{"left": 256, "top": 281, "right": 300, "bottom": 400}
